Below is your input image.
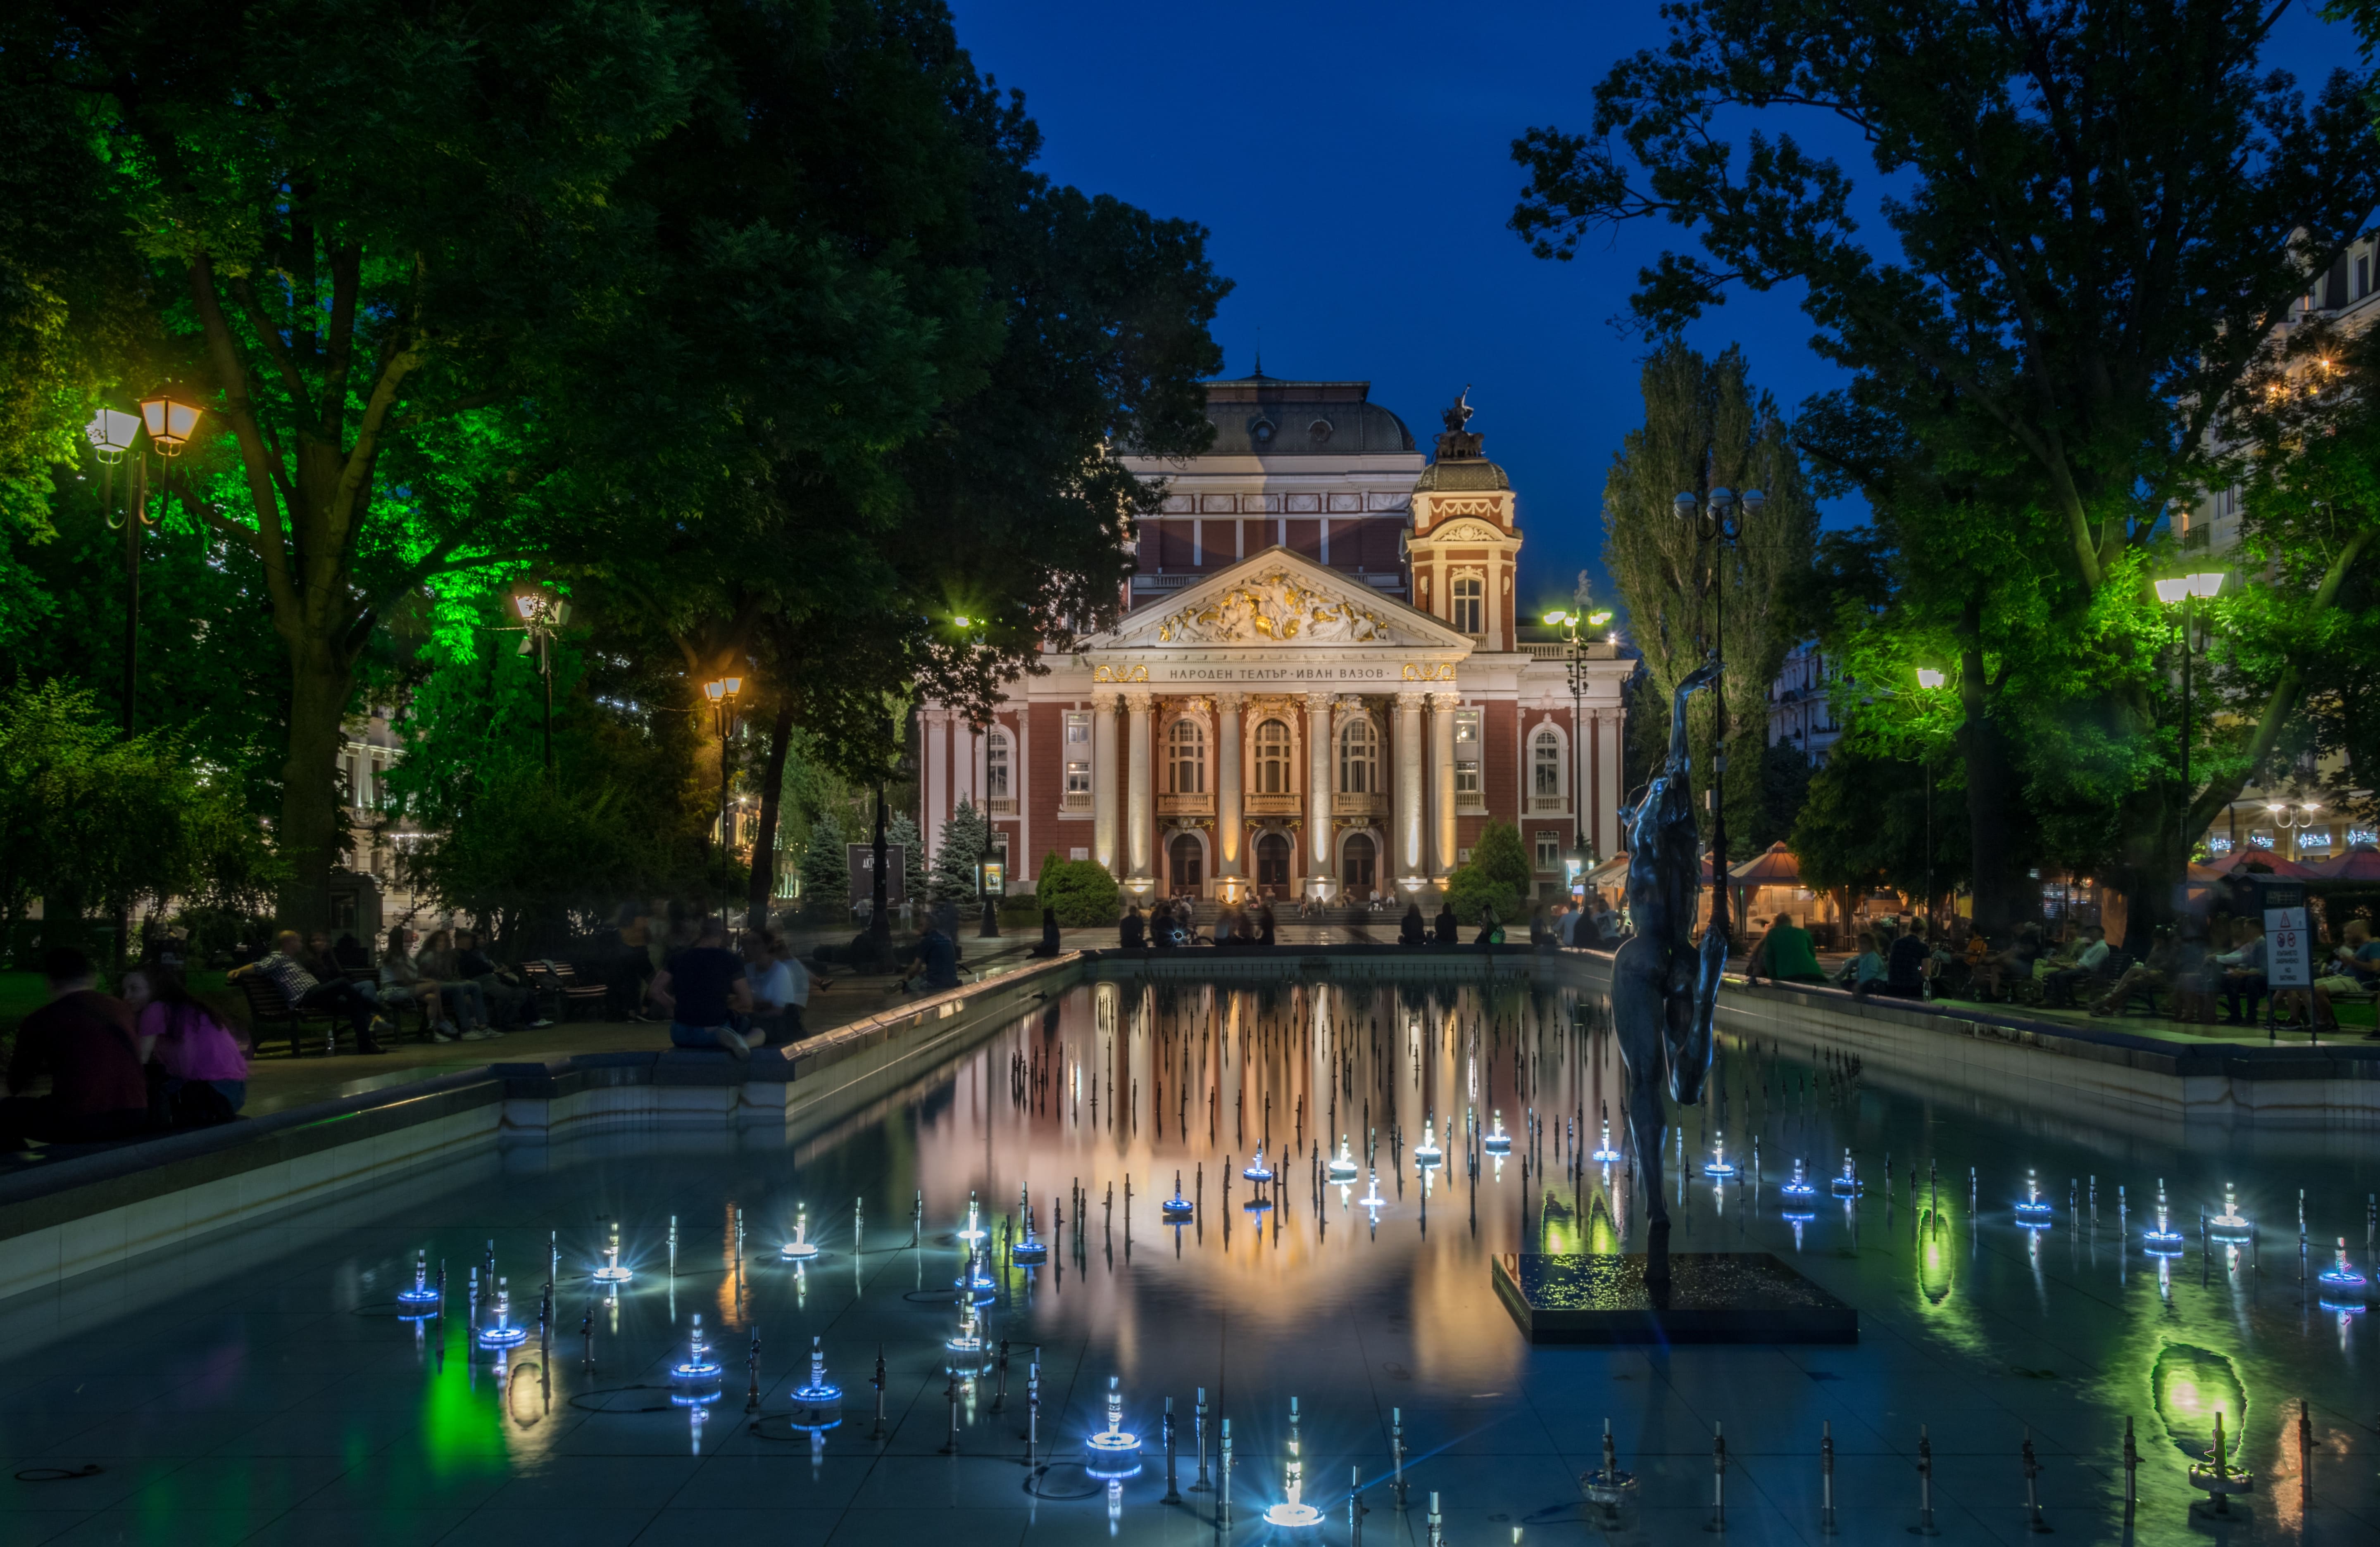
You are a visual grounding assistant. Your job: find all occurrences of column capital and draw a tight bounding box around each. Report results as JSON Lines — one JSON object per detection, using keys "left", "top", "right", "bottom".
{"left": 1303, "top": 689, "right": 1334, "bottom": 713}
{"left": 1090, "top": 689, "right": 1123, "bottom": 713}
{"left": 1215, "top": 690, "right": 1246, "bottom": 711}
{"left": 1123, "top": 689, "right": 1154, "bottom": 714}
{"left": 1395, "top": 689, "right": 1427, "bottom": 708}
{"left": 1428, "top": 690, "right": 1464, "bottom": 711}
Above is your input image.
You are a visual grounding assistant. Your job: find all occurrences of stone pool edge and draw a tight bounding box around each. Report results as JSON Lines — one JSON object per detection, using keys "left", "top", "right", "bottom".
{"left": 0, "top": 953, "right": 1085, "bottom": 1306}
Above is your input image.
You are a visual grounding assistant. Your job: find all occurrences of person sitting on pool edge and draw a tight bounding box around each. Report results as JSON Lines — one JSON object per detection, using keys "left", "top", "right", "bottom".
{"left": 649, "top": 919, "right": 752, "bottom": 1059}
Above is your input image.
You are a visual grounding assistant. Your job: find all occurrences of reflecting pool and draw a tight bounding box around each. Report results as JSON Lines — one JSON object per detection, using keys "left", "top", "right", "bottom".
{"left": 1, "top": 974, "right": 2373, "bottom": 1545}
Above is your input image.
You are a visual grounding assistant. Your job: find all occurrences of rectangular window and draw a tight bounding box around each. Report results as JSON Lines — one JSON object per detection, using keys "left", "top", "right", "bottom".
{"left": 1066, "top": 711, "right": 1090, "bottom": 746}
{"left": 1535, "top": 836, "right": 1561, "bottom": 870}
{"left": 986, "top": 737, "right": 1011, "bottom": 800}
{"left": 1454, "top": 709, "right": 1482, "bottom": 802}
{"left": 1064, "top": 761, "right": 1091, "bottom": 796}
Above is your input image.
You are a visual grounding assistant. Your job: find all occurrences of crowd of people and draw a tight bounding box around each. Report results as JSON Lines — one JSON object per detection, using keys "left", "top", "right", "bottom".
{"left": 0, "top": 947, "right": 252, "bottom": 1150}
{"left": 606, "top": 901, "right": 819, "bottom": 1058}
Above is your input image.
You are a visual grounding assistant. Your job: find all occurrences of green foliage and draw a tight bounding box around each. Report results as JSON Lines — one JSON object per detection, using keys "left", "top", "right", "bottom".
{"left": 1602, "top": 340, "right": 1818, "bottom": 849}
{"left": 1754, "top": 740, "right": 1815, "bottom": 853}
{"left": 927, "top": 799, "right": 992, "bottom": 903}
{"left": 797, "top": 811, "right": 850, "bottom": 916}
{"left": 1445, "top": 820, "right": 1533, "bottom": 926}
{"left": 888, "top": 812, "right": 929, "bottom": 905}
{"left": 1036, "top": 853, "right": 1121, "bottom": 927}
{"left": 0, "top": 680, "right": 281, "bottom": 941}
{"left": 1790, "top": 746, "right": 1966, "bottom": 908}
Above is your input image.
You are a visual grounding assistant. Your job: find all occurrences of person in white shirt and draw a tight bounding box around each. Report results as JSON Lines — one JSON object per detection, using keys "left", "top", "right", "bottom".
{"left": 741, "top": 929, "right": 812, "bottom": 1045}
{"left": 2046, "top": 923, "right": 2109, "bottom": 1006}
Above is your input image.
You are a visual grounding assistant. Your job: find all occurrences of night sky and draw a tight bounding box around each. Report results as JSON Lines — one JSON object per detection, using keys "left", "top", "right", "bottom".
{"left": 947, "top": 0, "right": 2360, "bottom": 620}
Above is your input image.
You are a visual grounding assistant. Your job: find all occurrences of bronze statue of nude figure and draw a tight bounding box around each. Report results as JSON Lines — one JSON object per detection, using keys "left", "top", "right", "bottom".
{"left": 1609, "top": 658, "right": 1726, "bottom": 1251}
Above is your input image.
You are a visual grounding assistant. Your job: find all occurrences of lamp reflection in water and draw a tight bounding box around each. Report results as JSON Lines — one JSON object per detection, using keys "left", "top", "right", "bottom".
{"left": 2207, "top": 1184, "right": 2253, "bottom": 1243}
{"left": 2013, "top": 1170, "right": 2054, "bottom": 1228}
{"left": 1085, "top": 1375, "right": 1142, "bottom": 1478}
{"left": 945, "top": 1299, "right": 991, "bottom": 1377}
{"left": 957, "top": 1194, "right": 988, "bottom": 1247}
{"left": 1162, "top": 1170, "right": 1196, "bottom": 1220}
{"left": 593, "top": 1224, "right": 633, "bottom": 1284}
{"left": 1592, "top": 1120, "right": 1619, "bottom": 1164}
{"left": 1781, "top": 1159, "right": 1816, "bottom": 1248}
{"left": 1483, "top": 1112, "right": 1511, "bottom": 1155}
{"left": 1702, "top": 1133, "right": 1737, "bottom": 1179}
{"left": 781, "top": 1205, "right": 821, "bottom": 1261}
{"left": 397, "top": 1250, "right": 440, "bottom": 1317}
{"left": 1014, "top": 1196, "right": 1048, "bottom": 1265}
{"left": 476, "top": 1277, "right": 528, "bottom": 1349}
{"left": 1262, "top": 1397, "right": 1326, "bottom": 1528}
{"left": 2143, "top": 1180, "right": 2185, "bottom": 1257}
{"left": 1414, "top": 1113, "right": 1443, "bottom": 1169}
{"left": 670, "top": 1314, "right": 723, "bottom": 1405}
{"left": 1329, "top": 1135, "right": 1362, "bottom": 1179}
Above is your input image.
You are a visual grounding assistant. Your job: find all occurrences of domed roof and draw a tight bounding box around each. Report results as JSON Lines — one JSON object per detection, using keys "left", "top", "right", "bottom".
{"left": 1414, "top": 457, "right": 1511, "bottom": 492}
{"left": 1195, "top": 372, "right": 1416, "bottom": 456}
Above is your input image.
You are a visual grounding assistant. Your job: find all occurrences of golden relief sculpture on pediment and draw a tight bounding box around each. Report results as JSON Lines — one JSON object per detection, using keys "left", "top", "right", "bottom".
{"left": 1154, "top": 567, "right": 1395, "bottom": 645}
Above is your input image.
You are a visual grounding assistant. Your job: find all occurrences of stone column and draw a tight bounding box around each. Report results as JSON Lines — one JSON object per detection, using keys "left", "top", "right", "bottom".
{"left": 1216, "top": 692, "right": 1245, "bottom": 879}
{"left": 1126, "top": 690, "right": 1154, "bottom": 884}
{"left": 1092, "top": 691, "right": 1120, "bottom": 874}
{"left": 1430, "top": 691, "right": 1461, "bottom": 881}
{"left": 1598, "top": 704, "right": 1626, "bottom": 859}
{"left": 923, "top": 707, "right": 950, "bottom": 865}
{"left": 1305, "top": 691, "right": 1333, "bottom": 895}
{"left": 1394, "top": 692, "right": 1426, "bottom": 882}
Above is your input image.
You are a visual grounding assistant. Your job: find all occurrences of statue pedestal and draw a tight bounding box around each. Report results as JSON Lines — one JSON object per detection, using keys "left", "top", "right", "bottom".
{"left": 1492, "top": 1252, "right": 1857, "bottom": 1345}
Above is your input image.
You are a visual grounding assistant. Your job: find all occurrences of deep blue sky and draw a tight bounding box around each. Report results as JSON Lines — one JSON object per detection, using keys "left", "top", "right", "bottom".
{"left": 947, "top": 0, "right": 2359, "bottom": 615}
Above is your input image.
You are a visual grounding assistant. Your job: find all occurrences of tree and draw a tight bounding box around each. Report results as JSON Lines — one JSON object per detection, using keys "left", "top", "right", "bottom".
{"left": 797, "top": 811, "right": 850, "bottom": 920}
{"left": 0, "top": 680, "right": 278, "bottom": 954}
{"left": 1037, "top": 853, "right": 1121, "bottom": 927}
{"left": 1445, "top": 820, "right": 1534, "bottom": 925}
{"left": 888, "top": 813, "right": 929, "bottom": 908}
{"left": 1515, "top": 0, "right": 2380, "bottom": 934}
{"left": 1790, "top": 744, "right": 1968, "bottom": 924}
{"left": 1602, "top": 340, "right": 1817, "bottom": 852}
{"left": 927, "top": 799, "right": 992, "bottom": 905}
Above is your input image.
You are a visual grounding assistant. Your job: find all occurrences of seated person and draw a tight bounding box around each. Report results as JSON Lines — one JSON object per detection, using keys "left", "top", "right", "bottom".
{"left": 233, "top": 930, "right": 387, "bottom": 1054}
{"left": 741, "top": 929, "right": 809, "bottom": 1045}
{"left": 125, "top": 962, "right": 250, "bottom": 1122}
{"left": 2091, "top": 930, "right": 2176, "bottom": 1016}
{"left": 1757, "top": 914, "right": 1827, "bottom": 985}
{"left": 2310, "top": 919, "right": 2380, "bottom": 1040}
{"left": 2045, "top": 924, "right": 2110, "bottom": 1005}
{"left": 1031, "top": 907, "right": 1063, "bottom": 958}
{"left": 457, "top": 931, "right": 545, "bottom": 1029}
{"left": 1433, "top": 903, "right": 1459, "bottom": 945}
{"left": 1885, "top": 918, "right": 1934, "bottom": 998}
{"left": 1119, "top": 905, "right": 1146, "bottom": 949}
{"left": 650, "top": 920, "right": 753, "bottom": 1057}
{"left": 1842, "top": 932, "right": 1889, "bottom": 998}
{"left": 0, "top": 949, "right": 151, "bottom": 1149}
{"left": 1399, "top": 903, "right": 1427, "bottom": 946}
{"left": 2215, "top": 919, "right": 2267, "bottom": 1025}
{"left": 900, "top": 918, "right": 962, "bottom": 994}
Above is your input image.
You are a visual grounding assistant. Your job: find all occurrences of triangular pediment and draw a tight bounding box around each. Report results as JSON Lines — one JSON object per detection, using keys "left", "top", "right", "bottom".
{"left": 1088, "top": 547, "right": 1473, "bottom": 653}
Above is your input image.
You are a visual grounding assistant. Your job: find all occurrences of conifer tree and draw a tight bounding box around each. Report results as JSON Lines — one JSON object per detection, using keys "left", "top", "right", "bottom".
{"left": 927, "top": 800, "right": 991, "bottom": 904}
{"left": 797, "top": 811, "right": 848, "bottom": 917}
{"left": 888, "top": 813, "right": 929, "bottom": 906}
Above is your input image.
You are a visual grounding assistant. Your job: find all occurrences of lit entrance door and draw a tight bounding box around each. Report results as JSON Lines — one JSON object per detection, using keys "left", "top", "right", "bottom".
{"left": 1255, "top": 833, "right": 1291, "bottom": 897}
{"left": 1168, "top": 833, "right": 1203, "bottom": 896}
{"left": 1341, "top": 833, "right": 1376, "bottom": 899}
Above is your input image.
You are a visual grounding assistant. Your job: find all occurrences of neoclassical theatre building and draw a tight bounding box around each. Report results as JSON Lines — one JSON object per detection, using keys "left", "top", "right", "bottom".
{"left": 917, "top": 373, "right": 1636, "bottom": 905}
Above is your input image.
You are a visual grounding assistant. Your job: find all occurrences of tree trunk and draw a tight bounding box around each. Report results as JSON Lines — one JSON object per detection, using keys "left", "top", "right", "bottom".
{"left": 1957, "top": 604, "right": 2029, "bottom": 940}
{"left": 276, "top": 649, "right": 356, "bottom": 932}
{"left": 747, "top": 696, "right": 797, "bottom": 927}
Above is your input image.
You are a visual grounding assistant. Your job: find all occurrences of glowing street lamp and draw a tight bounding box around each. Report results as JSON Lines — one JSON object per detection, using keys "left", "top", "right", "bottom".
{"left": 1671, "top": 487, "right": 1766, "bottom": 943}
{"left": 83, "top": 409, "right": 140, "bottom": 464}
{"left": 512, "top": 590, "right": 574, "bottom": 777}
{"left": 1541, "top": 606, "right": 1616, "bottom": 883}
{"left": 705, "top": 676, "right": 744, "bottom": 902}
{"left": 138, "top": 393, "right": 202, "bottom": 456}
{"left": 1915, "top": 667, "right": 1946, "bottom": 691}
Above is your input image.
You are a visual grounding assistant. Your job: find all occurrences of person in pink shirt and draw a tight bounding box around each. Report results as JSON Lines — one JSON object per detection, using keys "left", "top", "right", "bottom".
{"left": 124, "top": 963, "right": 251, "bottom": 1120}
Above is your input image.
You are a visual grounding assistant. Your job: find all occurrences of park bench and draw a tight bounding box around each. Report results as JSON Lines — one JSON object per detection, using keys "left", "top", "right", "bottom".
{"left": 523, "top": 960, "right": 610, "bottom": 1022}
{"left": 233, "top": 974, "right": 343, "bottom": 1058}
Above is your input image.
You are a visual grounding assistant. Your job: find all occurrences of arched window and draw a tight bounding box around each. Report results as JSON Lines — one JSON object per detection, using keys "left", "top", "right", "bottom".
{"left": 985, "top": 729, "right": 1012, "bottom": 801}
{"left": 1254, "top": 718, "right": 1293, "bottom": 795}
{"left": 1451, "top": 573, "right": 1485, "bottom": 635}
{"left": 1168, "top": 717, "right": 1206, "bottom": 794}
{"left": 1338, "top": 718, "right": 1379, "bottom": 794}
{"left": 1532, "top": 727, "right": 1563, "bottom": 800}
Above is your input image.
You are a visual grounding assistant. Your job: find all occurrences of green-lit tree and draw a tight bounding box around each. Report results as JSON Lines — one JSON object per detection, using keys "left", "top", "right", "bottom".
{"left": 1603, "top": 340, "right": 1817, "bottom": 851}
{"left": 1516, "top": 0, "right": 2380, "bottom": 932}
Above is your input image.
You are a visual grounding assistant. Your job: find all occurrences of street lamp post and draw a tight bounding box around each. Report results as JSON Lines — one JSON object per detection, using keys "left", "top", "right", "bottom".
{"left": 2269, "top": 798, "right": 2321, "bottom": 863}
{"left": 85, "top": 394, "right": 201, "bottom": 738}
{"left": 703, "top": 676, "right": 744, "bottom": 910}
{"left": 1915, "top": 668, "right": 1949, "bottom": 927}
{"left": 1542, "top": 606, "right": 1616, "bottom": 894}
{"left": 2152, "top": 572, "right": 2225, "bottom": 858}
{"left": 1671, "top": 487, "right": 1764, "bottom": 948}
{"left": 512, "top": 591, "right": 572, "bottom": 779}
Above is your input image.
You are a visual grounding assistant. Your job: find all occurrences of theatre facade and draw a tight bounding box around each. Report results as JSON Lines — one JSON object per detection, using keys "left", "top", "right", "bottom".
{"left": 918, "top": 373, "right": 1637, "bottom": 904}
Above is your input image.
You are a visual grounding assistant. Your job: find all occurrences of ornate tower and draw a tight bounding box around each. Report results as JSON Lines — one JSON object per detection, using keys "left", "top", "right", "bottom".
{"left": 1406, "top": 388, "right": 1522, "bottom": 652}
